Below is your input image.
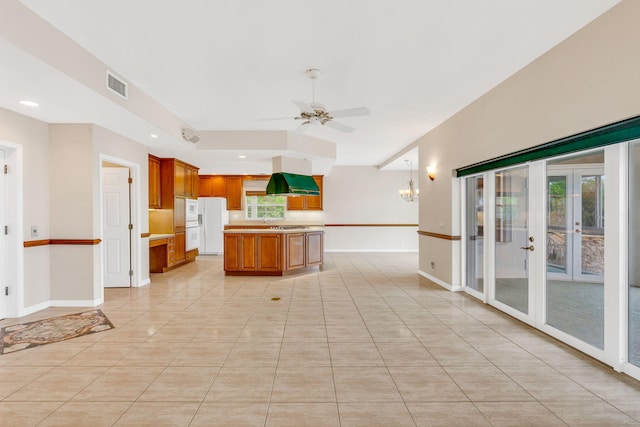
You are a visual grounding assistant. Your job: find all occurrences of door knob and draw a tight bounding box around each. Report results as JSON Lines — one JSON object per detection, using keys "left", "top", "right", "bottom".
{"left": 520, "top": 245, "right": 535, "bottom": 251}
{"left": 575, "top": 229, "right": 581, "bottom": 233}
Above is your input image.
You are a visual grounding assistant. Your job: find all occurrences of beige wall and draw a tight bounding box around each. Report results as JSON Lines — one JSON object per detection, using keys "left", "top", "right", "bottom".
{"left": 49, "top": 124, "right": 94, "bottom": 238}
{"left": 323, "top": 166, "right": 418, "bottom": 251}
{"left": 417, "top": 0, "right": 640, "bottom": 285}
{"left": 48, "top": 124, "right": 96, "bottom": 301}
{"left": 0, "top": 107, "right": 51, "bottom": 310}
{"left": 48, "top": 123, "right": 151, "bottom": 301}
{"left": 0, "top": 114, "right": 151, "bottom": 310}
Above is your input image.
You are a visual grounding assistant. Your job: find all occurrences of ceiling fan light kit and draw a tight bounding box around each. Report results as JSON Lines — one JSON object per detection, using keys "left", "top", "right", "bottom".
{"left": 290, "top": 68, "right": 369, "bottom": 133}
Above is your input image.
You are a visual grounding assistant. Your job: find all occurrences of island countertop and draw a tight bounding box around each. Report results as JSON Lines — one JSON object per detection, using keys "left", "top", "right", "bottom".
{"left": 223, "top": 226, "right": 324, "bottom": 234}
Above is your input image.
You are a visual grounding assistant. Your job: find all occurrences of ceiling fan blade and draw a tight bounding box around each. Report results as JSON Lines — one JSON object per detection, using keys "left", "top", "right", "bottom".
{"left": 324, "top": 120, "right": 355, "bottom": 133}
{"left": 293, "top": 100, "right": 315, "bottom": 114}
{"left": 328, "top": 106, "right": 370, "bottom": 118}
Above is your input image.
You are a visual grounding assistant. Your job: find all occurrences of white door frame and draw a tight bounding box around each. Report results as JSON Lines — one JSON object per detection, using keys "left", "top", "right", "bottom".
{"left": 461, "top": 174, "right": 488, "bottom": 302}
{"left": 98, "top": 154, "right": 141, "bottom": 296}
{"left": 0, "top": 147, "right": 6, "bottom": 319}
{"left": 0, "top": 140, "right": 23, "bottom": 318}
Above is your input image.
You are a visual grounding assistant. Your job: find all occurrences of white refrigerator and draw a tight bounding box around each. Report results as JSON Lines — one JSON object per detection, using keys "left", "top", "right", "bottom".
{"left": 198, "top": 197, "right": 229, "bottom": 254}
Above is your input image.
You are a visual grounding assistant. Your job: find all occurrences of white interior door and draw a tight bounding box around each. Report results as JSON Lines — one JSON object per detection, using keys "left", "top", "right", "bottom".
{"left": 102, "top": 167, "right": 131, "bottom": 287}
{"left": 0, "top": 148, "right": 5, "bottom": 319}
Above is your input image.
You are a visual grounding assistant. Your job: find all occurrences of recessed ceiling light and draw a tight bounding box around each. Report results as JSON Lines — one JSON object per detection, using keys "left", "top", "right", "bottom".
{"left": 19, "top": 100, "right": 39, "bottom": 107}
{"left": 238, "top": 155, "right": 247, "bottom": 159}
{"left": 150, "top": 134, "right": 158, "bottom": 138}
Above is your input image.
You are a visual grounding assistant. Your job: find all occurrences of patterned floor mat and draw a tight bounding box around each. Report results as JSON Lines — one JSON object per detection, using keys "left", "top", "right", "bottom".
{"left": 0, "top": 309, "right": 114, "bottom": 354}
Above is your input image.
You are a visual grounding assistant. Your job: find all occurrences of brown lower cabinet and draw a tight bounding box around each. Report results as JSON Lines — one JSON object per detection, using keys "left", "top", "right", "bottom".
{"left": 167, "top": 237, "right": 175, "bottom": 268}
{"left": 285, "top": 233, "right": 306, "bottom": 270}
{"left": 306, "top": 232, "right": 324, "bottom": 266}
{"left": 174, "top": 231, "right": 186, "bottom": 264}
{"left": 150, "top": 236, "right": 176, "bottom": 273}
{"left": 224, "top": 231, "right": 323, "bottom": 276}
{"left": 259, "top": 234, "right": 282, "bottom": 271}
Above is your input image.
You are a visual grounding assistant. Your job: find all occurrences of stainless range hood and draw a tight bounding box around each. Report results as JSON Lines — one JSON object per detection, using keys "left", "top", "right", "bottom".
{"left": 266, "top": 172, "right": 320, "bottom": 196}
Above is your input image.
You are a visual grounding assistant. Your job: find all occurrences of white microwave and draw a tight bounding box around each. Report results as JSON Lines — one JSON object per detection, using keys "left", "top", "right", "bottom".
{"left": 186, "top": 198, "right": 198, "bottom": 223}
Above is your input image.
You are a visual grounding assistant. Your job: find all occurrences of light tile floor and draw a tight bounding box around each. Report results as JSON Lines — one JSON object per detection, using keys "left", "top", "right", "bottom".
{"left": 1, "top": 253, "right": 640, "bottom": 426}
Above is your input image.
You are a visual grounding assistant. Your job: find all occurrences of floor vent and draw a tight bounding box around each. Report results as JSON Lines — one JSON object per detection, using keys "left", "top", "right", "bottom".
{"left": 107, "top": 71, "right": 127, "bottom": 99}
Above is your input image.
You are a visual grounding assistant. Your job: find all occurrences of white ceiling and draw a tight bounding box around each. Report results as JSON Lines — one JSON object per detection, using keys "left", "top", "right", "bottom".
{"left": 3, "top": 0, "right": 620, "bottom": 173}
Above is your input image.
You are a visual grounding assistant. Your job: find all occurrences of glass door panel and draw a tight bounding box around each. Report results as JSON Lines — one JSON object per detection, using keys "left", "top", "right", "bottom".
{"left": 546, "top": 152, "right": 604, "bottom": 349}
{"left": 465, "top": 176, "right": 484, "bottom": 293}
{"left": 578, "top": 173, "right": 605, "bottom": 280}
{"left": 547, "top": 175, "right": 570, "bottom": 279}
{"left": 494, "top": 166, "right": 530, "bottom": 315}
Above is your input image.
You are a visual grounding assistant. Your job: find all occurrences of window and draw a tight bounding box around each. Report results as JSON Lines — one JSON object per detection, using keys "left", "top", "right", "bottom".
{"left": 245, "top": 192, "right": 286, "bottom": 220}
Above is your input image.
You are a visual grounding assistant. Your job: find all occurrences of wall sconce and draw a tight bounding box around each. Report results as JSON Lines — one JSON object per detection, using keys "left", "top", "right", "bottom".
{"left": 426, "top": 166, "right": 436, "bottom": 181}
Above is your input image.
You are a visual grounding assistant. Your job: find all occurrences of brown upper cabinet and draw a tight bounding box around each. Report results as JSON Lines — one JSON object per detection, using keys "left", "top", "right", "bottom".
{"left": 199, "top": 175, "right": 227, "bottom": 198}
{"left": 160, "top": 158, "right": 199, "bottom": 207}
{"left": 186, "top": 166, "right": 199, "bottom": 198}
{"left": 199, "top": 175, "right": 267, "bottom": 211}
{"left": 287, "top": 176, "right": 323, "bottom": 211}
{"left": 199, "top": 174, "right": 323, "bottom": 211}
{"left": 225, "top": 176, "right": 243, "bottom": 210}
{"left": 148, "top": 155, "right": 161, "bottom": 209}
{"left": 173, "top": 160, "right": 186, "bottom": 195}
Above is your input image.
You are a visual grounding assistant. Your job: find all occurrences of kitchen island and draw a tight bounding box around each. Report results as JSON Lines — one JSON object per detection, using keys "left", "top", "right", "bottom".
{"left": 223, "top": 227, "right": 323, "bottom": 276}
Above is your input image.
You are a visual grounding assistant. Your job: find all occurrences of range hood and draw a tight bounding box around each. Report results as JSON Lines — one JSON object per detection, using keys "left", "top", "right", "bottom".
{"left": 266, "top": 172, "right": 320, "bottom": 196}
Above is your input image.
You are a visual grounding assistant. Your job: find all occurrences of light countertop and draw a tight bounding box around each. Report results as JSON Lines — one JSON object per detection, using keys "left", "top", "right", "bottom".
{"left": 148, "top": 233, "right": 174, "bottom": 240}
{"left": 223, "top": 226, "right": 324, "bottom": 234}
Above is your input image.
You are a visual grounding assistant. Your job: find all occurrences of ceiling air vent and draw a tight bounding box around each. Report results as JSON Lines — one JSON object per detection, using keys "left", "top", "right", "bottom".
{"left": 106, "top": 71, "right": 127, "bottom": 99}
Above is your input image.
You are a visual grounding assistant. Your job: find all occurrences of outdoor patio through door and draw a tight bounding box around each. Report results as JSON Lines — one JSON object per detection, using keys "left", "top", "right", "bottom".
{"left": 545, "top": 152, "right": 605, "bottom": 349}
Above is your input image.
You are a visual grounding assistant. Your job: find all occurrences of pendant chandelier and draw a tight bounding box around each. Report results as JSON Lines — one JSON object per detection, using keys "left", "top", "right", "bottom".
{"left": 399, "top": 160, "right": 419, "bottom": 202}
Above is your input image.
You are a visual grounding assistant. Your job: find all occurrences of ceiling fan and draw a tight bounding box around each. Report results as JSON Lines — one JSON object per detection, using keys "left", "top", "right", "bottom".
{"left": 291, "top": 68, "right": 370, "bottom": 133}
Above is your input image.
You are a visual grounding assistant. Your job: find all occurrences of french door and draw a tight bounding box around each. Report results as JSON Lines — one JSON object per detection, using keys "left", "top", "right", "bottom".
{"left": 461, "top": 138, "right": 640, "bottom": 379}
{"left": 491, "top": 165, "right": 535, "bottom": 320}
{"left": 465, "top": 149, "right": 608, "bottom": 357}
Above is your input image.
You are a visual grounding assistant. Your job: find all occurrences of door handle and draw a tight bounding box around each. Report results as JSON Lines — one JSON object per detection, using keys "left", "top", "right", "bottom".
{"left": 520, "top": 245, "right": 535, "bottom": 251}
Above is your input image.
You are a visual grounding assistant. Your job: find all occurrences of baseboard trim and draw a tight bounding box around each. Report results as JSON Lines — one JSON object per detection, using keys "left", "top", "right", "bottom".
{"left": 16, "top": 297, "right": 104, "bottom": 319}
{"left": 19, "top": 301, "right": 51, "bottom": 317}
{"left": 50, "top": 299, "right": 102, "bottom": 307}
{"left": 419, "top": 270, "right": 462, "bottom": 291}
{"left": 137, "top": 278, "right": 151, "bottom": 287}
